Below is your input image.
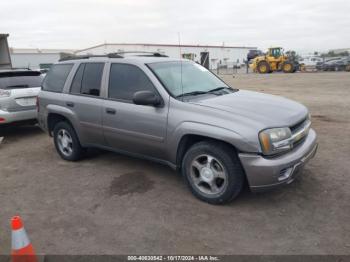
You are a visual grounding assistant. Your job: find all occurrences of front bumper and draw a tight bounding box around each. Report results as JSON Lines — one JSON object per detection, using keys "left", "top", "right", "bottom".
{"left": 239, "top": 129, "right": 318, "bottom": 192}
{"left": 0, "top": 108, "right": 37, "bottom": 125}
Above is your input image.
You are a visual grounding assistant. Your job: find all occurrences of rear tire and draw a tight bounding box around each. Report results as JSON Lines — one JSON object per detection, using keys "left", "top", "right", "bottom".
{"left": 257, "top": 61, "right": 271, "bottom": 74}
{"left": 53, "top": 121, "right": 85, "bottom": 161}
{"left": 181, "top": 141, "right": 244, "bottom": 204}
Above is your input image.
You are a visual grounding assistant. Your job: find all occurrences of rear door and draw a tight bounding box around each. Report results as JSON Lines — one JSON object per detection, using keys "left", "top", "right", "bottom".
{"left": 67, "top": 62, "right": 106, "bottom": 146}
{"left": 102, "top": 63, "right": 168, "bottom": 160}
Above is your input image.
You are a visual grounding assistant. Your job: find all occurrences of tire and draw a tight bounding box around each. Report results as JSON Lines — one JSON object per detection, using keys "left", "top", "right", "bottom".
{"left": 282, "top": 62, "right": 294, "bottom": 73}
{"left": 53, "top": 121, "right": 85, "bottom": 161}
{"left": 346, "top": 65, "right": 350, "bottom": 72}
{"left": 257, "top": 61, "right": 270, "bottom": 74}
{"left": 181, "top": 141, "right": 244, "bottom": 204}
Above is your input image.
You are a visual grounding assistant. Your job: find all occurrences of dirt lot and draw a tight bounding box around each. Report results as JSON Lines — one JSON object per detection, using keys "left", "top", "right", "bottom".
{"left": 0, "top": 72, "right": 349, "bottom": 255}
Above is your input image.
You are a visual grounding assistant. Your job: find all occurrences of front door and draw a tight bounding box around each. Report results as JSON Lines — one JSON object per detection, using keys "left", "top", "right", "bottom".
{"left": 102, "top": 63, "right": 168, "bottom": 160}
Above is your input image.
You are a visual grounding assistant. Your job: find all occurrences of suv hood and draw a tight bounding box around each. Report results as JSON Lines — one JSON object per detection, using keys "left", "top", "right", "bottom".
{"left": 191, "top": 90, "right": 308, "bottom": 129}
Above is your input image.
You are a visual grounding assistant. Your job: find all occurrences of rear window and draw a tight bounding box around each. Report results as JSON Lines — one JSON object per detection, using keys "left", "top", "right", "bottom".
{"left": 42, "top": 64, "right": 73, "bottom": 92}
{"left": 0, "top": 72, "right": 43, "bottom": 90}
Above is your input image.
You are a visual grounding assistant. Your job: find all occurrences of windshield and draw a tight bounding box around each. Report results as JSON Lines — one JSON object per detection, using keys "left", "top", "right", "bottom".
{"left": 148, "top": 61, "right": 230, "bottom": 97}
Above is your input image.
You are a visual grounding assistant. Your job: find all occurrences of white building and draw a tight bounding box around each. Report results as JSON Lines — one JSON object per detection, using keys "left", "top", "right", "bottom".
{"left": 10, "top": 48, "right": 75, "bottom": 70}
{"left": 0, "top": 34, "right": 12, "bottom": 69}
{"left": 8, "top": 43, "right": 256, "bottom": 70}
{"left": 75, "top": 43, "right": 256, "bottom": 70}
{"left": 328, "top": 48, "right": 350, "bottom": 55}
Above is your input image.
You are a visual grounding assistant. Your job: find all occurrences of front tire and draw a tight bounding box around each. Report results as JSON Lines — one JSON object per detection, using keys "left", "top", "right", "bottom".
{"left": 53, "top": 121, "right": 85, "bottom": 161}
{"left": 181, "top": 141, "right": 244, "bottom": 204}
{"left": 282, "top": 61, "right": 294, "bottom": 73}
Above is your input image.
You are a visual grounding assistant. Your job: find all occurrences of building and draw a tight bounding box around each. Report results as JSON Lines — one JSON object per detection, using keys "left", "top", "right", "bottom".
{"left": 0, "top": 34, "right": 12, "bottom": 69}
{"left": 10, "top": 48, "right": 75, "bottom": 70}
{"left": 328, "top": 48, "right": 350, "bottom": 55}
{"left": 7, "top": 42, "right": 257, "bottom": 70}
{"left": 75, "top": 43, "right": 256, "bottom": 70}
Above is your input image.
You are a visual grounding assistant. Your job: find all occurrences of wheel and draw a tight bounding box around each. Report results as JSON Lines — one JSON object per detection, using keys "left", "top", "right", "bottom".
{"left": 346, "top": 65, "right": 350, "bottom": 72}
{"left": 53, "top": 121, "right": 85, "bottom": 161}
{"left": 282, "top": 62, "right": 294, "bottom": 73}
{"left": 257, "top": 61, "right": 270, "bottom": 74}
{"left": 181, "top": 141, "right": 244, "bottom": 204}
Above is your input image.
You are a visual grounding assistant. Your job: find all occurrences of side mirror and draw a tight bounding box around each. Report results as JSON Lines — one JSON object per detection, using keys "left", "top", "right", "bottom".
{"left": 133, "top": 90, "right": 161, "bottom": 106}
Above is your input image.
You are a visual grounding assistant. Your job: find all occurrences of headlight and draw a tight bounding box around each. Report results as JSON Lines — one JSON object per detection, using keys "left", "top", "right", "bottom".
{"left": 259, "top": 127, "right": 292, "bottom": 155}
{"left": 0, "top": 89, "right": 11, "bottom": 97}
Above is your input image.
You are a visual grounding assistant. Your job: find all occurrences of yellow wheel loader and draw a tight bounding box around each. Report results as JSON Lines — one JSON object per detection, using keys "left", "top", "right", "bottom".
{"left": 250, "top": 47, "right": 299, "bottom": 74}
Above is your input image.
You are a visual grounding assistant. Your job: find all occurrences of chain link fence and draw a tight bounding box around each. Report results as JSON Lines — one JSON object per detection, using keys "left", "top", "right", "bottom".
{"left": 212, "top": 63, "right": 252, "bottom": 75}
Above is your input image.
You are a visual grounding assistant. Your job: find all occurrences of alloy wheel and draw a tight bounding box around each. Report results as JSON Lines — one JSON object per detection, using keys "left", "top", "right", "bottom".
{"left": 190, "top": 154, "right": 228, "bottom": 195}
{"left": 57, "top": 129, "right": 73, "bottom": 157}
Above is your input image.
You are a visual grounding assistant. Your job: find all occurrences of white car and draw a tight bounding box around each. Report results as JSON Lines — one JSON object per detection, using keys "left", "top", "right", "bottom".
{"left": 0, "top": 69, "right": 43, "bottom": 125}
{"left": 299, "top": 56, "right": 323, "bottom": 67}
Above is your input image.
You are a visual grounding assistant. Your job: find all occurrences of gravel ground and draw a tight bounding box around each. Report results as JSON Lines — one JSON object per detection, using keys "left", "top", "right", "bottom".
{"left": 0, "top": 72, "right": 349, "bottom": 255}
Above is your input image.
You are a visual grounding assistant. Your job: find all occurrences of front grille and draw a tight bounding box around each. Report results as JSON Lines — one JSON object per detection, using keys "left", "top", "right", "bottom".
{"left": 290, "top": 117, "right": 307, "bottom": 132}
{"left": 290, "top": 118, "right": 311, "bottom": 147}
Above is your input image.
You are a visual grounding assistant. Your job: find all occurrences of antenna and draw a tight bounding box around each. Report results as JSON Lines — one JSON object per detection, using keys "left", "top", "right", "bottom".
{"left": 178, "top": 32, "right": 184, "bottom": 101}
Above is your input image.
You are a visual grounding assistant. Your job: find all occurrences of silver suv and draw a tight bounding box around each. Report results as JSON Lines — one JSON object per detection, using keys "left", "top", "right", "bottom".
{"left": 0, "top": 69, "right": 43, "bottom": 125}
{"left": 38, "top": 53, "right": 318, "bottom": 204}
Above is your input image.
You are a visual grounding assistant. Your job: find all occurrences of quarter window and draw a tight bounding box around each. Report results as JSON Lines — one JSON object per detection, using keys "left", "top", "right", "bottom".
{"left": 70, "top": 64, "right": 84, "bottom": 94}
{"left": 108, "top": 63, "right": 156, "bottom": 101}
{"left": 42, "top": 64, "right": 73, "bottom": 92}
{"left": 70, "top": 63, "right": 104, "bottom": 96}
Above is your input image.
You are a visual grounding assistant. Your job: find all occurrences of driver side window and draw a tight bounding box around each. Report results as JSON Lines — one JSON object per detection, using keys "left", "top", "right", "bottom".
{"left": 108, "top": 63, "right": 157, "bottom": 102}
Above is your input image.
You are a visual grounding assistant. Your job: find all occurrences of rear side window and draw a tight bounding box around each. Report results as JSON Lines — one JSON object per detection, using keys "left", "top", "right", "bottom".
{"left": 70, "top": 63, "right": 104, "bottom": 96}
{"left": 108, "top": 63, "right": 156, "bottom": 101}
{"left": 42, "top": 64, "right": 73, "bottom": 92}
{"left": 0, "top": 72, "right": 43, "bottom": 90}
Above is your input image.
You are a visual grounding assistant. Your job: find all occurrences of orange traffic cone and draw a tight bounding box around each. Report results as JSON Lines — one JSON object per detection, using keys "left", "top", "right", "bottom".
{"left": 11, "top": 216, "right": 37, "bottom": 262}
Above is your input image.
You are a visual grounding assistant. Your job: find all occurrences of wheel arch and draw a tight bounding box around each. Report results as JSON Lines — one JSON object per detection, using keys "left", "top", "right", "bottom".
{"left": 176, "top": 134, "right": 240, "bottom": 168}
{"left": 172, "top": 122, "right": 258, "bottom": 169}
{"left": 46, "top": 105, "right": 79, "bottom": 137}
{"left": 47, "top": 113, "right": 73, "bottom": 136}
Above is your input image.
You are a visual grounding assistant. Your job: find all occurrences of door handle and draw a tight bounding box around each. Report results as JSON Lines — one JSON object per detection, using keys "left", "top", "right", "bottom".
{"left": 106, "top": 108, "right": 116, "bottom": 115}
{"left": 66, "top": 102, "right": 74, "bottom": 107}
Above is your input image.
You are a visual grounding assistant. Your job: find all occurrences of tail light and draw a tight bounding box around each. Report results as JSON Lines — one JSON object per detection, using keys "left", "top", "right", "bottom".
{"left": 36, "top": 96, "right": 39, "bottom": 112}
{"left": 0, "top": 89, "right": 11, "bottom": 97}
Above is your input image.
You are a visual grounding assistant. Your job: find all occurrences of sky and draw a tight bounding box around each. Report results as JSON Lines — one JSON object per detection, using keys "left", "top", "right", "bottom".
{"left": 1, "top": 0, "right": 349, "bottom": 53}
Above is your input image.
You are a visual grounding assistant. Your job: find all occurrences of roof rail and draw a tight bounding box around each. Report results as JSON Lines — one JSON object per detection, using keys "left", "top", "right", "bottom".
{"left": 111, "top": 51, "right": 168, "bottom": 57}
{"left": 59, "top": 51, "right": 168, "bottom": 61}
{"left": 59, "top": 53, "right": 123, "bottom": 62}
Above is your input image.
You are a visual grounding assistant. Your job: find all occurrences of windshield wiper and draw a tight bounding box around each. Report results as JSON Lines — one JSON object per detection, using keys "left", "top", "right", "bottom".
{"left": 207, "top": 86, "right": 230, "bottom": 93}
{"left": 176, "top": 91, "right": 208, "bottom": 98}
{"left": 176, "top": 87, "right": 237, "bottom": 99}
{"left": 208, "top": 86, "right": 240, "bottom": 93}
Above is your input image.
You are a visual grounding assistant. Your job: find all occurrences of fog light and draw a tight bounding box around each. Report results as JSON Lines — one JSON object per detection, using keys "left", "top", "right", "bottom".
{"left": 278, "top": 167, "right": 294, "bottom": 181}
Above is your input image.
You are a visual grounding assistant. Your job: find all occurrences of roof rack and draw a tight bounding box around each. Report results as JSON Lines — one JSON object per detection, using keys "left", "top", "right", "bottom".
{"left": 112, "top": 51, "right": 168, "bottom": 57}
{"left": 59, "top": 51, "right": 168, "bottom": 61}
{"left": 59, "top": 53, "right": 123, "bottom": 62}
